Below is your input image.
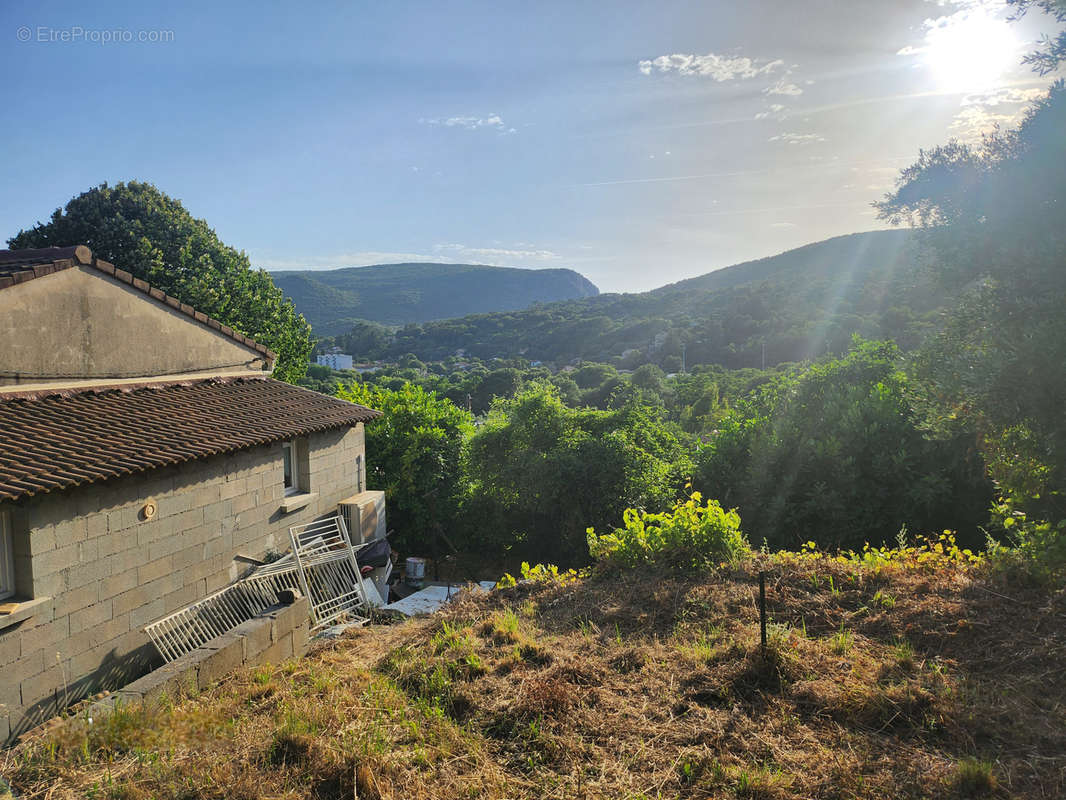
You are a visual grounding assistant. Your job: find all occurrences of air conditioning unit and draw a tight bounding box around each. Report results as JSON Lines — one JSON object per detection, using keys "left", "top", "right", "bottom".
{"left": 337, "top": 490, "right": 386, "bottom": 545}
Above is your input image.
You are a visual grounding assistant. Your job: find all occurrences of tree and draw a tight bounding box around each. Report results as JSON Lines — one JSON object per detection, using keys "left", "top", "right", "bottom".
{"left": 337, "top": 382, "right": 473, "bottom": 554}
{"left": 8, "top": 181, "right": 313, "bottom": 382}
{"left": 876, "top": 80, "right": 1066, "bottom": 544}
{"left": 466, "top": 383, "right": 690, "bottom": 562}
{"left": 1007, "top": 0, "right": 1066, "bottom": 75}
{"left": 694, "top": 340, "right": 991, "bottom": 550}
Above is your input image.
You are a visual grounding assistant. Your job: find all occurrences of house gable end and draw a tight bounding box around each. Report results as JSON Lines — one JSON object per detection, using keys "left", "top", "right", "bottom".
{"left": 0, "top": 266, "right": 270, "bottom": 386}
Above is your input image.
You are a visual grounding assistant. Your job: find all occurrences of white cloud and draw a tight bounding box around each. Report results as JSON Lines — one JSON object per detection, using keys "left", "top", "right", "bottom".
{"left": 420, "top": 114, "right": 516, "bottom": 133}
{"left": 638, "top": 52, "right": 783, "bottom": 81}
{"left": 755, "top": 103, "right": 787, "bottom": 119}
{"left": 768, "top": 132, "right": 825, "bottom": 144}
{"left": 255, "top": 250, "right": 445, "bottom": 269}
{"left": 961, "top": 86, "right": 1046, "bottom": 107}
{"left": 433, "top": 243, "right": 560, "bottom": 264}
{"left": 764, "top": 80, "right": 803, "bottom": 96}
{"left": 948, "top": 105, "right": 1017, "bottom": 140}
{"left": 951, "top": 85, "right": 1045, "bottom": 141}
{"left": 770, "top": 222, "right": 798, "bottom": 228}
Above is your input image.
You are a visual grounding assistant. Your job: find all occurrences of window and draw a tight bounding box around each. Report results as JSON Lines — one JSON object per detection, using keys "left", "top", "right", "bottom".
{"left": 356, "top": 454, "right": 364, "bottom": 493}
{"left": 282, "top": 440, "right": 300, "bottom": 496}
{"left": 0, "top": 511, "right": 14, "bottom": 601}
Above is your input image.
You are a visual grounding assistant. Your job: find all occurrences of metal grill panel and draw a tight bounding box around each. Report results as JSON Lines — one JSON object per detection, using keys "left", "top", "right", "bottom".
{"left": 146, "top": 515, "right": 375, "bottom": 663}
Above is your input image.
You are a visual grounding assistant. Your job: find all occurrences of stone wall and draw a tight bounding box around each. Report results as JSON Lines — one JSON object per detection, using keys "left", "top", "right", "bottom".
{"left": 0, "top": 423, "right": 367, "bottom": 742}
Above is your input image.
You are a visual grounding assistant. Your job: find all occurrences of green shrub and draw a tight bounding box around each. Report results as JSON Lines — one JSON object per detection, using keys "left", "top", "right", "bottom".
{"left": 587, "top": 492, "right": 748, "bottom": 570}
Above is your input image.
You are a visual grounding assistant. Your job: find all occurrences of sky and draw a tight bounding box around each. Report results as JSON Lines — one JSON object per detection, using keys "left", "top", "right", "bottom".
{"left": 0, "top": 1, "right": 1059, "bottom": 293}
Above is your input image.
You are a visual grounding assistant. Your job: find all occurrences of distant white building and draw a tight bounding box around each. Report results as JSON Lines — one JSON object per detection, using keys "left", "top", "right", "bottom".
{"left": 317, "top": 352, "right": 354, "bottom": 370}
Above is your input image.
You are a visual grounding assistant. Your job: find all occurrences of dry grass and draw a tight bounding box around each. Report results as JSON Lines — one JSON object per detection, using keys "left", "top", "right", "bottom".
{"left": 3, "top": 558, "right": 1064, "bottom": 799}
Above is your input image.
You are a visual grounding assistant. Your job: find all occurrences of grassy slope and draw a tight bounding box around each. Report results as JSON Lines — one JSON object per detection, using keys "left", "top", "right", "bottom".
{"left": 6, "top": 559, "right": 1065, "bottom": 799}
{"left": 271, "top": 263, "right": 600, "bottom": 335}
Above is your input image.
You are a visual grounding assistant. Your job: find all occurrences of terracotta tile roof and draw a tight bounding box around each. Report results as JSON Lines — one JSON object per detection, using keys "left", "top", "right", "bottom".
{"left": 0, "top": 246, "right": 275, "bottom": 362}
{"left": 0, "top": 377, "right": 381, "bottom": 502}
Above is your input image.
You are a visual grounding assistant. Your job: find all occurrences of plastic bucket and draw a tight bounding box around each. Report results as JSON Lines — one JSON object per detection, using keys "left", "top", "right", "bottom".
{"left": 405, "top": 557, "right": 427, "bottom": 584}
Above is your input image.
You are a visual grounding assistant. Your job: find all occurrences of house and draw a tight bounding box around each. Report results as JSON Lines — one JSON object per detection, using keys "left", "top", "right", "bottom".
{"left": 0, "top": 245, "right": 384, "bottom": 742}
{"left": 316, "top": 352, "right": 354, "bottom": 371}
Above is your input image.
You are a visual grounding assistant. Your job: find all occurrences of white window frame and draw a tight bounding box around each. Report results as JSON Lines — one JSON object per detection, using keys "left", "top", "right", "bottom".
{"left": 0, "top": 511, "right": 14, "bottom": 601}
{"left": 282, "top": 440, "right": 301, "bottom": 496}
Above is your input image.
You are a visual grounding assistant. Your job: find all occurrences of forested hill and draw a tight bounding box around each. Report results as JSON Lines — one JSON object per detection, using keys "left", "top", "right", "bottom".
{"left": 650, "top": 229, "right": 915, "bottom": 300}
{"left": 327, "top": 229, "right": 945, "bottom": 370}
{"left": 271, "top": 262, "right": 599, "bottom": 335}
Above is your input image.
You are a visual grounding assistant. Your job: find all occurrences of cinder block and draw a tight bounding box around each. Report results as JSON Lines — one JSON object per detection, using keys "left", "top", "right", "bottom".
{"left": 128, "top": 598, "right": 166, "bottom": 631}
{"left": 19, "top": 616, "right": 70, "bottom": 656}
{"left": 197, "top": 634, "right": 244, "bottom": 688}
{"left": 256, "top": 631, "right": 294, "bottom": 667}
{"left": 231, "top": 491, "right": 257, "bottom": 514}
{"left": 192, "top": 485, "right": 221, "bottom": 509}
{"left": 137, "top": 556, "right": 173, "bottom": 585}
{"left": 172, "top": 544, "right": 205, "bottom": 572}
{"left": 135, "top": 519, "right": 169, "bottom": 547}
{"left": 0, "top": 662, "right": 21, "bottom": 708}
{"left": 203, "top": 530, "right": 233, "bottom": 560}
{"left": 54, "top": 585, "right": 99, "bottom": 620}
{"left": 99, "top": 569, "right": 139, "bottom": 600}
{"left": 31, "top": 544, "right": 79, "bottom": 577}
{"left": 271, "top": 597, "right": 310, "bottom": 637}
{"left": 202, "top": 500, "right": 232, "bottom": 525}
{"left": 62, "top": 558, "right": 111, "bottom": 591}
{"left": 232, "top": 616, "right": 273, "bottom": 660}
{"left": 120, "top": 650, "right": 200, "bottom": 705}
{"left": 69, "top": 600, "right": 113, "bottom": 635}
{"left": 293, "top": 621, "right": 310, "bottom": 657}
{"left": 174, "top": 507, "right": 204, "bottom": 534}
{"left": 55, "top": 518, "right": 88, "bottom": 548}
{"left": 157, "top": 492, "right": 192, "bottom": 518}
{"left": 28, "top": 527, "right": 56, "bottom": 555}
{"left": 113, "top": 585, "right": 152, "bottom": 617}
{"left": 0, "top": 628, "right": 21, "bottom": 667}
{"left": 108, "top": 547, "right": 144, "bottom": 576}
{"left": 97, "top": 529, "right": 132, "bottom": 558}
{"left": 81, "top": 615, "right": 131, "bottom": 652}
{"left": 220, "top": 478, "right": 247, "bottom": 501}
{"left": 20, "top": 664, "right": 63, "bottom": 708}
{"left": 147, "top": 533, "right": 183, "bottom": 562}
{"left": 85, "top": 513, "right": 108, "bottom": 540}
{"left": 183, "top": 554, "right": 225, "bottom": 585}
{"left": 162, "top": 582, "right": 200, "bottom": 615}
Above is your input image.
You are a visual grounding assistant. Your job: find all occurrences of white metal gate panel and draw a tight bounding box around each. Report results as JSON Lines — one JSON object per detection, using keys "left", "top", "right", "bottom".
{"left": 145, "top": 515, "right": 374, "bottom": 662}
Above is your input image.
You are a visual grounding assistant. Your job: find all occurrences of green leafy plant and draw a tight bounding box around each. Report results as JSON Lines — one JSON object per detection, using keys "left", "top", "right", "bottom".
{"left": 587, "top": 491, "right": 748, "bottom": 570}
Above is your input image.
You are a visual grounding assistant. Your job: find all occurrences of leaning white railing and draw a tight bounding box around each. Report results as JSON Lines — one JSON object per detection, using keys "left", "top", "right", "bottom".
{"left": 145, "top": 514, "right": 376, "bottom": 663}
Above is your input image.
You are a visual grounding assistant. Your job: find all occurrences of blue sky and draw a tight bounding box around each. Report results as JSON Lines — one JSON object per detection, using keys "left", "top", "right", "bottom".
{"left": 0, "top": 1, "right": 1058, "bottom": 292}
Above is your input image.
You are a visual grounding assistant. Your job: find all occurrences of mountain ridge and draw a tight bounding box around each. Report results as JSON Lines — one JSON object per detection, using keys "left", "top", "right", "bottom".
{"left": 325, "top": 228, "right": 942, "bottom": 370}
{"left": 271, "top": 262, "right": 599, "bottom": 335}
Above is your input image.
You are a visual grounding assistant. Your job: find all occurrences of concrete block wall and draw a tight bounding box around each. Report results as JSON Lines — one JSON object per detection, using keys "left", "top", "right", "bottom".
{"left": 86, "top": 596, "right": 311, "bottom": 722}
{"left": 0, "top": 423, "right": 365, "bottom": 742}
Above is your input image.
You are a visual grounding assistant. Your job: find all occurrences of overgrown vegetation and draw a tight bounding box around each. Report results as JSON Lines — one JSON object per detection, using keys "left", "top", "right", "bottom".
{"left": 7, "top": 550, "right": 1064, "bottom": 799}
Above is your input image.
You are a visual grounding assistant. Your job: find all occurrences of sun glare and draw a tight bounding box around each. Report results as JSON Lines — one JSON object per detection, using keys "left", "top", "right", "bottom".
{"left": 924, "top": 12, "right": 1020, "bottom": 93}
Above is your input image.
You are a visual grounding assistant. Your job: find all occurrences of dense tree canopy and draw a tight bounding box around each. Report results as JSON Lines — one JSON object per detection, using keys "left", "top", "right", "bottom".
{"left": 8, "top": 181, "right": 313, "bottom": 382}
{"left": 694, "top": 340, "right": 991, "bottom": 551}
{"left": 465, "top": 384, "right": 692, "bottom": 562}
{"left": 877, "top": 80, "right": 1066, "bottom": 551}
{"left": 337, "top": 382, "right": 473, "bottom": 554}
